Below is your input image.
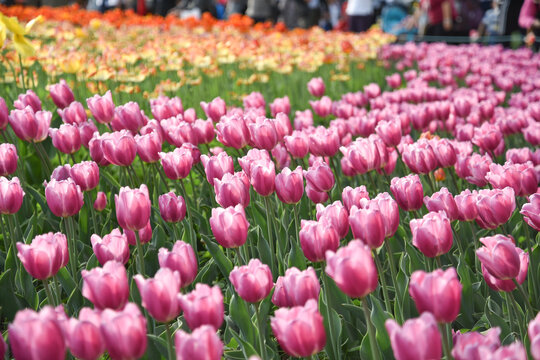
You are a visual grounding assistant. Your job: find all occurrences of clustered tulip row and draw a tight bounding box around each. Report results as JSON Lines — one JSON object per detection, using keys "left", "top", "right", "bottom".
{"left": 0, "top": 42, "right": 539, "bottom": 360}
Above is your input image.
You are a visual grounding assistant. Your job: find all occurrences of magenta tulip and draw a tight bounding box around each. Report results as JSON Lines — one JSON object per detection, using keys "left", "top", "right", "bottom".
{"left": 214, "top": 172, "right": 250, "bottom": 208}
{"left": 159, "top": 191, "right": 186, "bottom": 223}
{"left": 64, "top": 308, "right": 105, "bottom": 360}
{"left": 14, "top": 90, "right": 42, "bottom": 112}
{"left": 275, "top": 166, "right": 304, "bottom": 204}
{"left": 210, "top": 205, "right": 249, "bottom": 248}
{"left": 486, "top": 162, "right": 537, "bottom": 197}
{"left": 101, "top": 130, "right": 137, "bottom": 166}
{"left": 87, "top": 91, "right": 115, "bottom": 124}
{"left": 305, "top": 183, "right": 329, "bottom": 204}
{"left": 178, "top": 283, "right": 224, "bottom": 330}
{"left": 88, "top": 133, "right": 111, "bottom": 167}
{"left": 135, "top": 130, "right": 162, "bottom": 163}
{"left": 112, "top": 102, "right": 147, "bottom": 134}
{"left": 369, "top": 192, "right": 400, "bottom": 238}
{"left": 307, "top": 77, "right": 325, "bottom": 97}
{"left": 481, "top": 247, "right": 529, "bottom": 293}
{"left": 49, "top": 79, "right": 75, "bottom": 109}
{"left": 49, "top": 123, "right": 82, "bottom": 154}
{"left": 91, "top": 228, "right": 130, "bottom": 265}
{"left": 159, "top": 147, "right": 193, "bottom": 180}
{"left": 341, "top": 185, "right": 370, "bottom": 211}
{"left": 229, "top": 258, "right": 273, "bottom": 303}
{"left": 81, "top": 261, "right": 129, "bottom": 310}
{"left": 193, "top": 118, "right": 215, "bottom": 144}
{"left": 475, "top": 187, "right": 516, "bottom": 229}
{"left": 349, "top": 205, "right": 385, "bottom": 249}
{"left": 423, "top": 187, "right": 459, "bottom": 221}
{"left": 248, "top": 117, "right": 279, "bottom": 150}
{"left": 521, "top": 193, "right": 540, "bottom": 231}
{"left": 316, "top": 201, "right": 349, "bottom": 239}
{"left": 476, "top": 235, "right": 522, "bottom": 280}
{"left": 200, "top": 152, "right": 235, "bottom": 186}
{"left": 250, "top": 160, "right": 275, "bottom": 196}
{"left": 0, "top": 97, "right": 7, "bottom": 130}
{"left": 115, "top": 184, "right": 151, "bottom": 231}
{"left": 239, "top": 149, "right": 270, "bottom": 177}
{"left": 454, "top": 189, "right": 478, "bottom": 222}
{"left": 175, "top": 325, "right": 224, "bottom": 360}
{"left": 124, "top": 220, "right": 152, "bottom": 246}
{"left": 284, "top": 130, "right": 310, "bottom": 158}
{"left": 94, "top": 191, "right": 107, "bottom": 211}
{"left": 375, "top": 119, "right": 402, "bottom": 147}
{"left": 216, "top": 114, "right": 250, "bottom": 149}
{"left": 0, "top": 143, "right": 18, "bottom": 176}
{"left": 70, "top": 161, "right": 99, "bottom": 192}
{"left": 410, "top": 210, "right": 453, "bottom": 258}
{"left": 0, "top": 176, "right": 24, "bottom": 214}
{"left": 304, "top": 159, "right": 334, "bottom": 193}
{"left": 299, "top": 219, "right": 339, "bottom": 262}
{"left": 158, "top": 240, "right": 198, "bottom": 288}
{"left": 270, "top": 96, "right": 291, "bottom": 117}
{"left": 201, "top": 97, "right": 226, "bottom": 122}
{"left": 58, "top": 101, "right": 86, "bottom": 125}
{"left": 45, "top": 178, "right": 84, "bottom": 217}
{"left": 9, "top": 107, "right": 51, "bottom": 143}
{"left": 135, "top": 268, "right": 181, "bottom": 323}
{"left": 100, "top": 303, "right": 147, "bottom": 360}
{"left": 452, "top": 327, "right": 501, "bottom": 360}
{"left": 17, "top": 232, "right": 68, "bottom": 280}
{"left": 309, "top": 126, "right": 340, "bottom": 157}
{"left": 309, "top": 96, "right": 332, "bottom": 117}
{"left": 272, "top": 266, "right": 320, "bottom": 307}
{"left": 529, "top": 313, "right": 540, "bottom": 360}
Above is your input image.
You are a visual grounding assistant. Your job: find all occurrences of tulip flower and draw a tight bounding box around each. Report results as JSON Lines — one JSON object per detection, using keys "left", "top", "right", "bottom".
{"left": 193, "top": 118, "right": 215, "bottom": 144}
{"left": 78, "top": 120, "right": 98, "bottom": 148}
{"left": 481, "top": 247, "right": 528, "bottom": 292}
{"left": 316, "top": 201, "right": 349, "bottom": 239}
{"left": 275, "top": 166, "right": 304, "bottom": 204}
{"left": 135, "top": 130, "right": 162, "bottom": 163}
{"left": 390, "top": 174, "right": 424, "bottom": 212}
{"left": 229, "top": 258, "right": 273, "bottom": 303}
{"left": 49, "top": 123, "right": 82, "bottom": 155}
{"left": 486, "top": 162, "right": 537, "bottom": 197}
{"left": 112, "top": 102, "right": 147, "bottom": 134}
{"left": 455, "top": 153, "right": 492, "bottom": 187}
{"left": 200, "top": 152, "right": 235, "bottom": 186}
{"left": 0, "top": 176, "right": 24, "bottom": 214}
{"left": 528, "top": 313, "right": 540, "bottom": 360}
{"left": 521, "top": 193, "right": 540, "bottom": 231}
{"left": 299, "top": 219, "right": 339, "bottom": 262}
{"left": 271, "top": 142, "right": 291, "bottom": 170}
{"left": 178, "top": 283, "right": 224, "bottom": 330}
{"left": 63, "top": 308, "right": 105, "bottom": 360}
{"left": 216, "top": 114, "right": 250, "bottom": 149}
{"left": 9, "top": 306, "right": 66, "bottom": 360}
{"left": 341, "top": 185, "right": 370, "bottom": 211}
{"left": 270, "top": 96, "right": 291, "bottom": 117}
{"left": 248, "top": 117, "right": 279, "bottom": 150}
{"left": 201, "top": 97, "right": 226, "bottom": 122}
{"left": 58, "top": 101, "right": 86, "bottom": 125}
{"left": 272, "top": 266, "right": 320, "bottom": 308}
{"left": 70, "top": 161, "right": 99, "bottom": 192}
{"left": 271, "top": 299, "right": 326, "bottom": 357}
{"left": 175, "top": 325, "right": 224, "bottom": 360}
{"left": 369, "top": 192, "right": 400, "bottom": 238}
{"left": 475, "top": 187, "right": 516, "bottom": 229}
{"left": 17, "top": 232, "right": 68, "bottom": 280}
{"left": 375, "top": 119, "right": 402, "bottom": 147}
{"left": 158, "top": 240, "right": 198, "bottom": 288}
{"left": 115, "top": 184, "right": 151, "bottom": 231}
{"left": 86, "top": 91, "right": 115, "bottom": 124}
{"left": 124, "top": 220, "right": 153, "bottom": 245}
{"left": 210, "top": 205, "right": 249, "bottom": 248}
{"left": 158, "top": 191, "right": 186, "bottom": 223}
{"left": 454, "top": 189, "right": 478, "bottom": 222}
{"left": 349, "top": 204, "right": 386, "bottom": 249}
{"left": 91, "top": 228, "right": 130, "bottom": 265}
{"left": 293, "top": 109, "right": 314, "bottom": 130}
{"left": 284, "top": 130, "right": 310, "bottom": 158}
{"left": 14, "top": 90, "right": 42, "bottom": 112}
{"left": 45, "top": 178, "right": 84, "bottom": 217}
{"left": 309, "top": 96, "right": 332, "bottom": 117}
{"left": 88, "top": 133, "right": 111, "bottom": 167}
{"left": 0, "top": 143, "right": 18, "bottom": 176}
{"left": 325, "top": 240, "right": 378, "bottom": 298}
{"left": 309, "top": 126, "right": 340, "bottom": 157}
{"left": 94, "top": 191, "right": 107, "bottom": 211}
{"left": 476, "top": 235, "right": 522, "bottom": 280}
{"left": 214, "top": 172, "right": 250, "bottom": 208}
{"left": 135, "top": 268, "right": 182, "bottom": 323}
{"left": 430, "top": 138, "right": 457, "bottom": 168}
{"left": 423, "top": 187, "right": 459, "bottom": 221}
{"left": 49, "top": 79, "right": 75, "bottom": 109}
{"left": 452, "top": 327, "right": 501, "bottom": 360}
{"left": 81, "top": 261, "right": 129, "bottom": 310}
{"left": 249, "top": 159, "right": 275, "bottom": 196}
{"left": 9, "top": 107, "right": 51, "bottom": 143}
{"left": 304, "top": 159, "right": 335, "bottom": 193}
{"left": 305, "top": 183, "right": 329, "bottom": 204}
{"left": 307, "top": 77, "right": 325, "bottom": 97}
{"left": 410, "top": 211, "right": 453, "bottom": 258}
{"left": 385, "top": 313, "right": 442, "bottom": 360}
{"left": 401, "top": 140, "right": 438, "bottom": 174}
{"left": 101, "top": 130, "right": 137, "bottom": 166}
{"left": 100, "top": 303, "right": 147, "bottom": 360}
{"left": 0, "top": 97, "right": 7, "bottom": 130}
{"left": 0, "top": 335, "right": 5, "bottom": 360}
{"left": 473, "top": 122, "right": 504, "bottom": 155}
{"left": 159, "top": 147, "right": 193, "bottom": 180}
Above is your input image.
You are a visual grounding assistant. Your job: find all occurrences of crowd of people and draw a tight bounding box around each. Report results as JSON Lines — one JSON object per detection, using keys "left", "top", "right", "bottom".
{"left": 1, "top": 0, "right": 539, "bottom": 43}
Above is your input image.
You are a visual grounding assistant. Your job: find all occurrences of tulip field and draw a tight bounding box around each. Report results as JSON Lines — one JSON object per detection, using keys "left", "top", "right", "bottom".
{"left": 1, "top": 7, "right": 540, "bottom": 360}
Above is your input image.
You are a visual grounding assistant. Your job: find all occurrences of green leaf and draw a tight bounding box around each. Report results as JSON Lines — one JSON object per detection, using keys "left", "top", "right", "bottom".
{"left": 0, "top": 269, "right": 23, "bottom": 321}
{"left": 225, "top": 318, "right": 259, "bottom": 358}
{"left": 370, "top": 297, "right": 392, "bottom": 359}
{"left": 457, "top": 258, "right": 474, "bottom": 328}
{"left": 229, "top": 294, "right": 256, "bottom": 345}
{"left": 147, "top": 334, "right": 169, "bottom": 359}
{"left": 202, "top": 237, "right": 233, "bottom": 278}
{"left": 287, "top": 236, "right": 306, "bottom": 270}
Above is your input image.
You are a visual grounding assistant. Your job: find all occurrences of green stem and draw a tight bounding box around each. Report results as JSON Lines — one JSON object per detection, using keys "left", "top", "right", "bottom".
{"left": 505, "top": 292, "right": 517, "bottom": 340}
{"left": 438, "top": 323, "right": 453, "bottom": 360}
{"left": 65, "top": 216, "right": 78, "bottom": 280}
{"left": 293, "top": 203, "right": 301, "bottom": 247}
{"left": 507, "top": 292, "right": 525, "bottom": 341}
{"left": 513, "top": 280, "right": 535, "bottom": 318}
{"left": 435, "top": 256, "right": 442, "bottom": 269}
{"left": 124, "top": 167, "right": 136, "bottom": 188}
{"left": 263, "top": 196, "right": 276, "bottom": 274}
{"left": 234, "top": 247, "right": 245, "bottom": 266}
{"left": 32, "top": 142, "right": 52, "bottom": 177}
{"left": 373, "top": 250, "right": 392, "bottom": 316}
{"left": 18, "top": 54, "right": 27, "bottom": 91}
{"left": 85, "top": 192, "right": 98, "bottom": 235}
{"left": 362, "top": 297, "right": 381, "bottom": 360}
{"left": 255, "top": 302, "right": 268, "bottom": 360}
{"left": 135, "top": 230, "right": 146, "bottom": 276}
{"left": 165, "top": 322, "right": 175, "bottom": 360}
{"left": 448, "top": 169, "right": 460, "bottom": 193}
{"left": 330, "top": 157, "right": 342, "bottom": 197}
{"left": 452, "top": 224, "right": 464, "bottom": 258}
{"left": 179, "top": 179, "right": 197, "bottom": 257}
{"left": 52, "top": 275, "right": 62, "bottom": 305}
{"left": 384, "top": 240, "right": 403, "bottom": 323}
{"left": 321, "top": 266, "right": 339, "bottom": 359}
{"left": 524, "top": 224, "right": 539, "bottom": 309}
{"left": 42, "top": 279, "right": 56, "bottom": 306}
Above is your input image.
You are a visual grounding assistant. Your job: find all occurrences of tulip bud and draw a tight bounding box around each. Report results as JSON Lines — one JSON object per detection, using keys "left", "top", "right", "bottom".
{"left": 135, "top": 268, "right": 182, "bottom": 323}
{"left": 91, "top": 228, "right": 130, "bottom": 265}
{"left": 178, "top": 283, "right": 224, "bottom": 330}
{"left": 229, "top": 258, "right": 273, "bottom": 303}
{"left": 112, "top": 102, "right": 147, "bottom": 134}
{"left": 250, "top": 160, "right": 275, "bottom": 196}
{"left": 390, "top": 174, "right": 424, "bottom": 212}
{"left": 249, "top": 117, "right": 279, "bottom": 151}
{"left": 81, "top": 261, "right": 129, "bottom": 310}
{"left": 271, "top": 96, "right": 291, "bottom": 117}
{"left": 307, "top": 77, "right": 325, "bottom": 97}
{"left": 135, "top": 130, "right": 162, "bottom": 163}
{"left": 210, "top": 205, "right": 249, "bottom": 248}
{"left": 216, "top": 114, "right": 250, "bottom": 149}
{"left": 309, "top": 96, "right": 332, "bottom": 117}
{"left": 201, "top": 97, "right": 226, "bottom": 122}
{"left": 193, "top": 118, "right": 215, "bottom": 144}
{"left": 14, "top": 90, "right": 42, "bottom": 112}
{"left": 78, "top": 120, "right": 98, "bottom": 148}
{"left": 454, "top": 189, "right": 478, "bottom": 221}
{"left": 369, "top": 192, "right": 400, "bottom": 238}
{"left": 159, "top": 147, "right": 193, "bottom": 180}
{"left": 175, "top": 325, "right": 224, "bottom": 360}
{"left": 304, "top": 159, "right": 334, "bottom": 193}
{"left": 124, "top": 220, "right": 153, "bottom": 246}
{"left": 284, "top": 131, "right": 310, "bottom": 158}
{"left": 159, "top": 192, "right": 186, "bottom": 223}
{"left": 410, "top": 211, "right": 453, "bottom": 258}
{"left": 158, "top": 240, "right": 198, "bottom": 288}
{"left": 100, "top": 303, "right": 147, "bottom": 360}
{"left": 481, "top": 247, "right": 529, "bottom": 293}
{"left": 94, "top": 191, "right": 107, "bottom": 211}
{"left": 385, "top": 313, "right": 442, "bottom": 360}
{"left": 476, "top": 234, "right": 522, "bottom": 280}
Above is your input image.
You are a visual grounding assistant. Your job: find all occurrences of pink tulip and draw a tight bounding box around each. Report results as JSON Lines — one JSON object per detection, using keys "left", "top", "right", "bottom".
{"left": 78, "top": 120, "right": 98, "bottom": 148}
{"left": 158, "top": 240, "right": 198, "bottom": 288}
{"left": 159, "top": 192, "right": 186, "bottom": 223}
{"left": 243, "top": 91, "right": 265, "bottom": 109}
{"left": 135, "top": 268, "right": 181, "bottom": 323}
{"left": 506, "top": 147, "right": 533, "bottom": 164}
{"left": 385, "top": 313, "right": 442, "bottom": 360}
{"left": 17, "top": 232, "right": 68, "bottom": 280}
{"left": 178, "top": 283, "right": 224, "bottom": 330}
{"left": 473, "top": 122, "right": 504, "bottom": 155}
{"left": 193, "top": 118, "right": 215, "bottom": 144}
{"left": 272, "top": 267, "right": 320, "bottom": 307}
{"left": 486, "top": 162, "right": 537, "bottom": 197}
{"left": 304, "top": 159, "right": 335, "bottom": 193}
{"left": 14, "top": 90, "right": 42, "bottom": 112}
{"left": 529, "top": 313, "right": 540, "bottom": 360}
{"left": 88, "top": 134, "right": 111, "bottom": 167}
{"left": 364, "top": 83, "right": 381, "bottom": 99}
{"left": 401, "top": 140, "right": 438, "bottom": 174}
{"left": 410, "top": 211, "right": 453, "bottom": 258}
{"left": 101, "top": 130, "right": 137, "bottom": 166}
{"left": 9, "top": 306, "right": 66, "bottom": 360}
{"left": 316, "top": 201, "right": 349, "bottom": 239}
{"left": 214, "top": 172, "right": 250, "bottom": 208}
{"left": 523, "top": 121, "right": 540, "bottom": 146}
{"left": 475, "top": 187, "right": 516, "bottom": 229}
{"left": 216, "top": 114, "right": 250, "bottom": 149}
{"left": 478, "top": 342, "right": 527, "bottom": 360}
{"left": 64, "top": 308, "right": 105, "bottom": 360}
{"left": 81, "top": 261, "right": 129, "bottom": 310}
{"left": 49, "top": 79, "right": 75, "bottom": 109}
{"left": 201, "top": 97, "right": 226, "bottom": 122}
{"left": 284, "top": 131, "right": 310, "bottom": 158}
{"left": 349, "top": 205, "right": 385, "bottom": 249}
{"left": 455, "top": 153, "right": 492, "bottom": 187}
{"left": 294, "top": 109, "right": 314, "bottom": 130}
{"left": 341, "top": 138, "right": 381, "bottom": 174}
{"left": 305, "top": 183, "right": 329, "bottom": 204}
{"left": 0, "top": 143, "right": 18, "bottom": 176}
{"left": 476, "top": 234, "right": 522, "bottom": 280}
{"left": 124, "top": 220, "right": 153, "bottom": 246}
{"left": 175, "top": 325, "right": 224, "bottom": 360}
{"left": 409, "top": 268, "right": 462, "bottom": 323}
{"left": 112, "top": 102, "right": 147, "bottom": 134}
{"left": 50, "top": 164, "right": 72, "bottom": 181}
{"left": 299, "top": 219, "right": 339, "bottom": 262}
{"left": 150, "top": 95, "right": 183, "bottom": 120}
{"left": 239, "top": 149, "right": 270, "bottom": 177}
{"left": 309, "top": 96, "right": 332, "bottom": 117}
{"left": 271, "top": 142, "right": 291, "bottom": 170}
{"left": 325, "top": 240, "right": 378, "bottom": 298}
{"left": 307, "top": 77, "right": 325, "bottom": 97}
{"left": 454, "top": 189, "right": 478, "bottom": 221}
{"left": 115, "top": 184, "right": 151, "bottom": 231}
{"left": 49, "top": 123, "right": 82, "bottom": 154}
{"left": 0, "top": 176, "right": 24, "bottom": 214}
{"left": 341, "top": 185, "right": 370, "bottom": 211}
{"left": 210, "top": 205, "right": 249, "bottom": 248}
{"left": 481, "top": 246, "right": 529, "bottom": 293}
{"left": 521, "top": 193, "right": 540, "bottom": 231}
{"left": 423, "top": 187, "right": 459, "bottom": 221}
{"left": 100, "top": 303, "right": 147, "bottom": 360}
{"left": 159, "top": 147, "right": 193, "bottom": 180}
{"left": 9, "top": 107, "right": 51, "bottom": 142}
{"left": 309, "top": 126, "right": 340, "bottom": 157}
{"left": 58, "top": 101, "right": 87, "bottom": 125}
{"left": 45, "top": 178, "right": 84, "bottom": 217}
{"left": 270, "top": 96, "right": 291, "bottom": 117}
{"left": 452, "top": 327, "right": 501, "bottom": 360}
{"left": 135, "top": 130, "right": 162, "bottom": 163}
{"left": 250, "top": 160, "right": 275, "bottom": 196}
{"left": 273, "top": 112, "right": 292, "bottom": 140}
{"left": 386, "top": 73, "right": 402, "bottom": 88}
{"left": 271, "top": 299, "right": 326, "bottom": 358}
{"left": 229, "top": 258, "right": 273, "bottom": 303}
{"left": 375, "top": 119, "right": 402, "bottom": 147}
{"left": 91, "top": 228, "right": 130, "bottom": 265}
{"left": 248, "top": 117, "right": 279, "bottom": 150}
{"left": 87, "top": 91, "right": 115, "bottom": 124}
{"left": 160, "top": 117, "right": 198, "bottom": 147}
{"left": 369, "top": 192, "right": 400, "bottom": 238}
{"left": 275, "top": 166, "right": 304, "bottom": 204}
{"left": 70, "top": 161, "right": 99, "bottom": 192}
{"left": 200, "top": 152, "right": 235, "bottom": 186}
{"left": 390, "top": 174, "right": 424, "bottom": 212}
{"left": 0, "top": 332, "right": 5, "bottom": 359}
{"left": 94, "top": 191, "right": 107, "bottom": 211}
{"left": 0, "top": 97, "right": 7, "bottom": 130}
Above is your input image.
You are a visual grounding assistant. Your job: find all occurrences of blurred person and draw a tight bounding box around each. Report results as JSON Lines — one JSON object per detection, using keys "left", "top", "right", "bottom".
{"left": 519, "top": 0, "right": 540, "bottom": 37}
{"left": 347, "top": 0, "right": 375, "bottom": 32}
{"left": 307, "top": 0, "right": 323, "bottom": 27}
{"left": 404, "top": 0, "right": 455, "bottom": 36}
{"left": 246, "top": 0, "right": 273, "bottom": 22}
{"left": 168, "top": 0, "right": 217, "bottom": 17}
{"left": 226, "top": 0, "right": 247, "bottom": 17}
{"left": 283, "top": 0, "right": 310, "bottom": 28}
{"left": 473, "top": 0, "right": 501, "bottom": 42}
{"left": 499, "top": 0, "right": 526, "bottom": 45}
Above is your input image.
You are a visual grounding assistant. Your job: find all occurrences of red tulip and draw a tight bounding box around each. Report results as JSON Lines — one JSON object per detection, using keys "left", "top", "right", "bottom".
{"left": 115, "top": 184, "right": 151, "bottom": 231}
{"left": 271, "top": 299, "right": 326, "bottom": 358}
{"left": 17, "top": 232, "right": 68, "bottom": 280}
{"left": 159, "top": 191, "right": 186, "bottom": 223}
{"left": 178, "top": 283, "right": 224, "bottom": 330}
{"left": 390, "top": 174, "right": 424, "bottom": 212}
{"left": 214, "top": 172, "right": 250, "bottom": 208}
{"left": 49, "top": 79, "right": 75, "bottom": 109}
{"left": 86, "top": 91, "right": 115, "bottom": 124}
{"left": 94, "top": 191, "right": 107, "bottom": 211}
{"left": 175, "top": 325, "right": 224, "bottom": 360}
{"left": 475, "top": 187, "right": 516, "bottom": 229}
{"left": 409, "top": 268, "right": 462, "bottom": 323}
{"left": 64, "top": 308, "right": 105, "bottom": 360}
{"left": 307, "top": 77, "right": 325, "bottom": 97}
{"left": 210, "top": 205, "right": 249, "bottom": 248}
{"left": 135, "top": 130, "right": 162, "bottom": 163}
{"left": 0, "top": 176, "right": 24, "bottom": 214}
{"left": 158, "top": 240, "right": 198, "bottom": 288}
{"left": 91, "top": 228, "right": 130, "bottom": 265}
{"left": 100, "top": 303, "right": 147, "bottom": 360}
{"left": 58, "top": 101, "right": 86, "bottom": 125}
{"left": 81, "top": 261, "right": 129, "bottom": 310}
{"left": 325, "top": 240, "right": 378, "bottom": 298}
{"left": 452, "top": 327, "right": 500, "bottom": 360}
{"left": 70, "top": 161, "right": 99, "bottom": 192}
{"left": 272, "top": 266, "right": 320, "bottom": 307}
{"left": 200, "top": 152, "right": 235, "bottom": 186}
{"left": 159, "top": 147, "right": 193, "bottom": 180}
{"left": 45, "top": 178, "right": 84, "bottom": 217}
{"left": 0, "top": 143, "right": 18, "bottom": 176}
{"left": 14, "top": 90, "right": 42, "bottom": 112}
{"left": 9, "top": 306, "right": 66, "bottom": 360}
{"left": 229, "top": 258, "right": 273, "bottom": 303}
{"left": 385, "top": 313, "right": 442, "bottom": 360}
{"left": 135, "top": 268, "right": 182, "bottom": 323}
{"left": 349, "top": 205, "right": 385, "bottom": 249}
{"left": 423, "top": 187, "right": 459, "bottom": 221}
{"left": 275, "top": 166, "right": 304, "bottom": 204}
{"left": 101, "top": 130, "right": 137, "bottom": 167}
{"left": 299, "top": 219, "right": 339, "bottom": 262}
{"left": 9, "top": 107, "right": 51, "bottom": 143}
